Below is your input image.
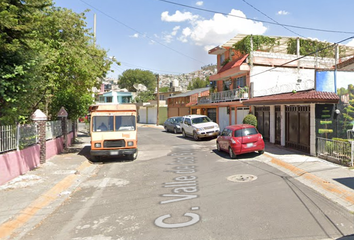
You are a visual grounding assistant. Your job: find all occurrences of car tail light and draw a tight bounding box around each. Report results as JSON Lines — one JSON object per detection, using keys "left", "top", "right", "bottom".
{"left": 259, "top": 134, "right": 263, "bottom": 140}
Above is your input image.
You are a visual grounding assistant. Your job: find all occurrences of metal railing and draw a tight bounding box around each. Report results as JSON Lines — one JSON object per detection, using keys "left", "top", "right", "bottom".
{"left": 0, "top": 120, "right": 73, "bottom": 154}
{"left": 198, "top": 88, "right": 249, "bottom": 104}
{"left": 317, "top": 137, "right": 354, "bottom": 167}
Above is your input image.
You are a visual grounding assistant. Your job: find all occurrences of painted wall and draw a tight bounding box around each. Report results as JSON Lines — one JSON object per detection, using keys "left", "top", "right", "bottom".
{"left": 218, "top": 107, "right": 229, "bottom": 131}
{"left": 0, "top": 132, "right": 74, "bottom": 186}
{"left": 251, "top": 66, "right": 314, "bottom": 97}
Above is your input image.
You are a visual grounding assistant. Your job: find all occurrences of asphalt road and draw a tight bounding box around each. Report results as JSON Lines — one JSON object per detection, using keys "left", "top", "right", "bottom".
{"left": 22, "top": 127, "right": 354, "bottom": 240}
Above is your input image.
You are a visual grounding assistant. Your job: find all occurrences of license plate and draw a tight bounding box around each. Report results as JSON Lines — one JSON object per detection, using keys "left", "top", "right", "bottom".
{"left": 247, "top": 143, "right": 253, "bottom": 148}
{"left": 110, "top": 151, "right": 119, "bottom": 155}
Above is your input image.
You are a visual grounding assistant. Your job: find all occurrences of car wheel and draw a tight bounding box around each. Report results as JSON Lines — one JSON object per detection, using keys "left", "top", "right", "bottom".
{"left": 193, "top": 131, "right": 199, "bottom": 141}
{"left": 182, "top": 129, "right": 187, "bottom": 138}
{"left": 127, "top": 150, "right": 138, "bottom": 161}
{"left": 174, "top": 128, "right": 178, "bottom": 134}
{"left": 216, "top": 141, "right": 221, "bottom": 152}
{"left": 258, "top": 150, "right": 265, "bottom": 155}
{"left": 229, "top": 147, "right": 237, "bottom": 159}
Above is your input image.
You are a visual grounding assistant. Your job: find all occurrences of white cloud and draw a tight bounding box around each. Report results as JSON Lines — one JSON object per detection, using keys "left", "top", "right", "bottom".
{"left": 130, "top": 33, "right": 139, "bottom": 38}
{"left": 196, "top": 1, "right": 203, "bottom": 6}
{"left": 161, "top": 10, "right": 198, "bottom": 22}
{"left": 347, "top": 39, "right": 354, "bottom": 47}
{"left": 160, "top": 26, "right": 181, "bottom": 43}
{"left": 277, "top": 10, "right": 289, "bottom": 15}
{"left": 177, "top": 9, "right": 267, "bottom": 48}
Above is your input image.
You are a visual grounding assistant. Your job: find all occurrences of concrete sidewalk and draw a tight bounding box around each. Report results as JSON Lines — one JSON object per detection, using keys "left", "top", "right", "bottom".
{"left": 0, "top": 131, "right": 99, "bottom": 240}
{"left": 263, "top": 142, "right": 354, "bottom": 213}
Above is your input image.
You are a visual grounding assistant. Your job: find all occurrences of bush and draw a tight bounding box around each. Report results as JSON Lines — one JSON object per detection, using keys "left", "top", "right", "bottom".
{"left": 243, "top": 114, "right": 257, "bottom": 127}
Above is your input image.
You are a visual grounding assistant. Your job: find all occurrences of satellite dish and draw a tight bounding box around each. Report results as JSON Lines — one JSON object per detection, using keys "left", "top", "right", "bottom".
{"left": 133, "top": 83, "right": 148, "bottom": 92}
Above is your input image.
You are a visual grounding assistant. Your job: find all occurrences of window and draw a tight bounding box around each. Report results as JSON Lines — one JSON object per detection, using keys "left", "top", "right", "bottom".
{"left": 233, "top": 76, "right": 246, "bottom": 89}
{"left": 92, "top": 116, "right": 136, "bottom": 132}
{"left": 121, "top": 96, "right": 131, "bottom": 103}
{"left": 115, "top": 116, "right": 136, "bottom": 131}
{"left": 160, "top": 95, "right": 165, "bottom": 100}
{"left": 234, "top": 127, "right": 258, "bottom": 137}
{"left": 220, "top": 54, "right": 225, "bottom": 65}
{"left": 106, "top": 96, "right": 113, "bottom": 103}
{"left": 192, "top": 116, "right": 212, "bottom": 124}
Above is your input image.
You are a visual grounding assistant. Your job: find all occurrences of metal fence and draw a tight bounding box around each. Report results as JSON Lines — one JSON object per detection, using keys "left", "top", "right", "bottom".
{"left": 0, "top": 120, "right": 73, "bottom": 154}
{"left": 317, "top": 137, "right": 354, "bottom": 167}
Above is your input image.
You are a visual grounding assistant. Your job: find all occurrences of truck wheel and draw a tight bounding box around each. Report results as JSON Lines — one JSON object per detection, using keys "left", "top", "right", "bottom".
{"left": 127, "top": 150, "right": 138, "bottom": 161}
{"left": 91, "top": 156, "right": 100, "bottom": 162}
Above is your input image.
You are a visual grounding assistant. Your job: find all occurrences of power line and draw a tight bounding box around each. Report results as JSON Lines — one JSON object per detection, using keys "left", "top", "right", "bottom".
{"left": 250, "top": 35, "right": 354, "bottom": 78}
{"left": 78, "top": 0, "right": 207, "bottom": 65}
{"left": 241, "top": 0, "right": 307, "bottom": 38}
{"left": 158, "top": 0, "right": 354, "bottom": 35}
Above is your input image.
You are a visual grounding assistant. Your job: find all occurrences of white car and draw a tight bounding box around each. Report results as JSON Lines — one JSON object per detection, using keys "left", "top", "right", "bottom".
{"left": 181, "top": 115, "right": 220, "bottom": 140}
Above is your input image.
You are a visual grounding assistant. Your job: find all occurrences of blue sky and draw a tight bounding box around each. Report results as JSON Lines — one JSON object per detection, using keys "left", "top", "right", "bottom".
{"left": 54, "top": 0, "right": 354, "bottom": 78}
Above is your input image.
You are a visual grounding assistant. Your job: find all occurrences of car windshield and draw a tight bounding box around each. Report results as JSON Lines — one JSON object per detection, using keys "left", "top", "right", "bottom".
{"left": 235, "top": 127, "right": 258, "bottom": 137}
{"left": 192, "top": 116, "right": 212, "bottom": 124}
{"left": 92, "top": 116, "right": 136, "bottom": 132}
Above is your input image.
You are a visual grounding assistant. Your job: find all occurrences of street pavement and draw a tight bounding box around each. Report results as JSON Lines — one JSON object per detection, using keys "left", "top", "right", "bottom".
{"left": 0, "top": 123, "right": 354, "bottom": 240}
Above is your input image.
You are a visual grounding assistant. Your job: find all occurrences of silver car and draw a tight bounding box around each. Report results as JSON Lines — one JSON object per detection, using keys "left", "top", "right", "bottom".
{"left": 180, "top": 115, "right": 220, "bottom": 140}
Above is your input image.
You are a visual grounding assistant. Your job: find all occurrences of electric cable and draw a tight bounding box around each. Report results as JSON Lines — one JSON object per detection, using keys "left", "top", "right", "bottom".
{"left": 158, "top": 0, "right": 354, "bottom": 35}
{"left": 241, "top": 0, "right": 307, "bottom": 38}
{"left": 79, "top": 0, "right": 207, "bottom": 66}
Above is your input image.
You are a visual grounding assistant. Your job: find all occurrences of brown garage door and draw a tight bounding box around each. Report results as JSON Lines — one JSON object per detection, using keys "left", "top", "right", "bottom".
{"left": 179, "top": 107, "right": 190, "bottom": 116}
{"left": 168, "top": 108, "right": 179, "bottom": 118}
{"left": 285, "top": 105, "right": 310, "bottom": 153}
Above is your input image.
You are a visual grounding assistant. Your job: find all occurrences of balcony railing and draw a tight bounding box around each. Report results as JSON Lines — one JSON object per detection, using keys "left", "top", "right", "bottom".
{"left": 198, "top": 88, "right": 249, "bottom": 104}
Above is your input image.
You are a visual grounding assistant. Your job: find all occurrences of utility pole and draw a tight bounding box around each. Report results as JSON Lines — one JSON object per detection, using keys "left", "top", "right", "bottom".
{"left": 156, "top": 74, "right": 160, "bottom": 126}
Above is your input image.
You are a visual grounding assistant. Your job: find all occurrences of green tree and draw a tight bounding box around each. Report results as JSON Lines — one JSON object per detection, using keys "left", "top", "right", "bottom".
{"left": 118, "top": 69, "right": 157, "bottom": 92}
{"left": 0, "top": 1, "right": 112, "bottom": 124}
{"left": 187, "top": 77, "right": 209, "bottom": 90}
{"left": 134, "top": 91, "right": 154, "bottom": 103}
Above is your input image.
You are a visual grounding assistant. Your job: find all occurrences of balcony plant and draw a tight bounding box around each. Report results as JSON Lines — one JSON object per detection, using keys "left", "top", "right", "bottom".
{"left": 237, "top": 86, "right": 249, "bottom": 98}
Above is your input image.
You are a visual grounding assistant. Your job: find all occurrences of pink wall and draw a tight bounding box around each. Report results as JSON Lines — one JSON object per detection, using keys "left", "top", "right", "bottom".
{"left": 0, "top": 132, "right": 74, "bottom": 185}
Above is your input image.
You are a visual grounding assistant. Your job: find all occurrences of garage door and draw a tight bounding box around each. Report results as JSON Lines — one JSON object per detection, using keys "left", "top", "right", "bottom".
{"left": 179, "top": 107, "right": 190, "bottom": 116}
{"left": 168, "top": 108, "right": 179, "bottom": 118}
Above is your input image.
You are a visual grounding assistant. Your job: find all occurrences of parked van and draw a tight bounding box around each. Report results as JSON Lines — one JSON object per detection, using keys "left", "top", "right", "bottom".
{"left": 89, "top": 103, "right": 138, "bottom": 161}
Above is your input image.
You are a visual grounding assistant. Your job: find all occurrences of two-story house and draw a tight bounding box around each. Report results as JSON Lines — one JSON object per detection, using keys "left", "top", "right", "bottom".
{"left": 167, "top": 87, "right": 210, "bottom": 119}
{"left": 201, "top": 34, "right": 354, "bottom": 156}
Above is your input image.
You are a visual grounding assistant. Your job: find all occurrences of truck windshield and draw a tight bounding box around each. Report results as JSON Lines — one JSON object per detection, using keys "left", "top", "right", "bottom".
{"left": 93, "top": 116, "right": 136, "bottom": 132}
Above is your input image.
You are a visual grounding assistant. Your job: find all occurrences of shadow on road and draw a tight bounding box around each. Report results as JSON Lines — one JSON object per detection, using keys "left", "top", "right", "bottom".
{"left": 212, "top": 149, "right": 261, "bottom": 160}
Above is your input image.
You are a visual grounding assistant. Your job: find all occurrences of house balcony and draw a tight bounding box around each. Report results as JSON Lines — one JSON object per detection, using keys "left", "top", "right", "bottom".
{"left": 198, "top": 88, "right": 249, "bottom": 104}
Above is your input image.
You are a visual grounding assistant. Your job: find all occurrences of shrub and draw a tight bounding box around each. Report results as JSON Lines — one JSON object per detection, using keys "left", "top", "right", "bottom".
{"left": 243, "top": 114, "right": 257, "bottom": 127}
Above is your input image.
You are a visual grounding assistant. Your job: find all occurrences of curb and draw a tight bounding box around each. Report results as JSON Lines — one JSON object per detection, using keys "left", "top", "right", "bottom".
{"left": 265, "top": 153, "right": 354, "bottom": 207}
{"left": 0, "top": 160, "right": 93, "bottom": 240}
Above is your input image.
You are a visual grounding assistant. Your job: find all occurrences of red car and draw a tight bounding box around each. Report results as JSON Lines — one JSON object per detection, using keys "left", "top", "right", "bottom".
{"left": 216, "top": 124, "right": 265, "bottom": 159}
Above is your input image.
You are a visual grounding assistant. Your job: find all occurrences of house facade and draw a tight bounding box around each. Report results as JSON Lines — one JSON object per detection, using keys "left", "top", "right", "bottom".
{"left": 97, "top": 90, "right": 133, "bottom": 104}
{"left": 167, "top": 87, "right": 210, "bottom": 118}
{"left": 198, "top": 34, "right": 354, "bottom": 155}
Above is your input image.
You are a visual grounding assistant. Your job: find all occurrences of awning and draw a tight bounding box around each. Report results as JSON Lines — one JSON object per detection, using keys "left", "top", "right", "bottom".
{"left": 210, "top": 54, "right": 249, "bottom": 81}
{"left": 243, "top": 90, "right": 339, "bottom": 106}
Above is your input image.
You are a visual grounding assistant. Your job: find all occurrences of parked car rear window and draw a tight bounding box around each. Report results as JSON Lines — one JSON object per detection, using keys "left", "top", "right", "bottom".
{"left": 234, "top": 127, "right": 258, "bottom": 137}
